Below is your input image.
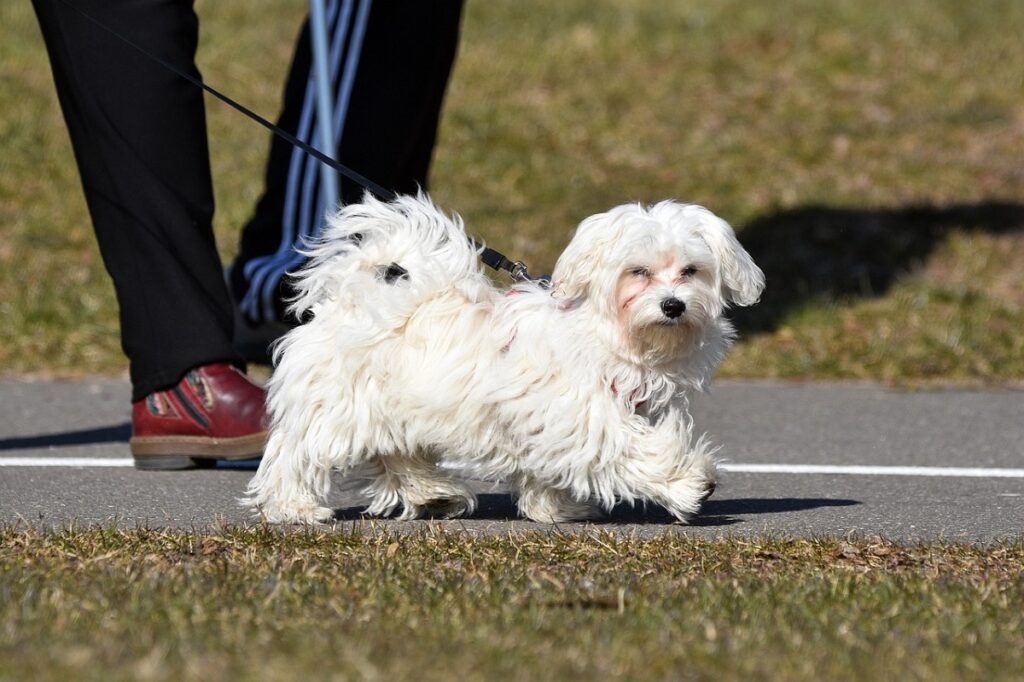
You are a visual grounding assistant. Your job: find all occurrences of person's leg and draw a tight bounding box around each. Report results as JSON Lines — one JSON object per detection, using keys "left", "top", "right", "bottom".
{"left": 32, "top": 0, "right": 265, "bottom": 469}
{"left": 230, "top": 0, "right": 464, "bottom": 329}
{"left": 32, "top": 0, "right": 242, "bottom": 400}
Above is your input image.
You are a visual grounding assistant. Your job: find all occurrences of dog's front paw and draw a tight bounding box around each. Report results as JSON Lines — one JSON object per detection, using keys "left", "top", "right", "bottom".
{"left": 396, "top": 493, "right": 477, "bottom": 521}
{"left": 257, "top": 502, "right": 335, "bottom": 525}
{"left": 658, "top": 475, "right": 716, "bottom": 523}
{"left": 426, "top": 493, "right": 477, "bottom": 519}
{"left": 517, "top": 486, "right": 601, "bottom": 523}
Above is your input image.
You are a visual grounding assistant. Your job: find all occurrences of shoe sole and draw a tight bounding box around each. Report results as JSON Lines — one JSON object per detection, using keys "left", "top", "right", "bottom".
{"left": 130, "top": 431, "right": 267, "bottom": 471}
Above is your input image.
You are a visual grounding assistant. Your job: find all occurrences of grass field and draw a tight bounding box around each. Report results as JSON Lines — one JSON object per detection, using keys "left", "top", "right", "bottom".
{"left": 2, "top": 526, "right": 1022, "bottom": 681}
{"left": 1, "top": 0, "right": 1023, "bottom": 382}
{"left": 2, "top": 6, "right": 1023, "bottom": 677}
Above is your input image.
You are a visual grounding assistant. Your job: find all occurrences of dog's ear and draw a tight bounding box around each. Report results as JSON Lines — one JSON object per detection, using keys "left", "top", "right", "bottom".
{"left": 550, "top": 212, "right": 614, "bottom": 302}
{"left": 694, "top": 210, "right": 765, "bottom": 306}
{"left": 551, "top": 244, "right": 599, "bottom": 302}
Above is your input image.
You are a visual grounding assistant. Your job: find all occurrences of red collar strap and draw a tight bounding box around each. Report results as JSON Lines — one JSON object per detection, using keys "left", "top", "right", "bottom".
{"left": 610, "top": 382, "right": 648, "bottom": 413}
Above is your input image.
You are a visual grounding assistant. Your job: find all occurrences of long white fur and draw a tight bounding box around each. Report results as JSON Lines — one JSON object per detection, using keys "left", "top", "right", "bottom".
{"left": 244, "top": 193, "right": 764, "bottom": 523}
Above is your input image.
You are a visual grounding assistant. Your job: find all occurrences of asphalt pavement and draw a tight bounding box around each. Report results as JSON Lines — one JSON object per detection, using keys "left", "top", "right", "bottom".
{"left": 1, "top": 376, "right": 1021, "bottom": 542}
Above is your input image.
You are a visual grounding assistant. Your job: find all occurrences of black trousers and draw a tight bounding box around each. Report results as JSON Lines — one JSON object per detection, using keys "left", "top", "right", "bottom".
{"left": 228, "top": 0, "right": 463, "bottom": 325}
{"left": 33, "top": 0, "right": 463, "bottom": 399}
{"left": 32, "top": 0, "right": 240, "bottom": 401}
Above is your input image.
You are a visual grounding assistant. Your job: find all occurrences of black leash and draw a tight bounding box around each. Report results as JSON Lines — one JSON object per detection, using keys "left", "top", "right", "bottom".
{"left": 57, "top": 0, "right": 541, "bottom": 284}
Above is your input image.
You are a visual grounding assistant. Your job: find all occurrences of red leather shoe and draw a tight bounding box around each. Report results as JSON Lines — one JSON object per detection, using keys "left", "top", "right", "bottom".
{"left": 130, "top": 363, "right": 267, "bottom": 470}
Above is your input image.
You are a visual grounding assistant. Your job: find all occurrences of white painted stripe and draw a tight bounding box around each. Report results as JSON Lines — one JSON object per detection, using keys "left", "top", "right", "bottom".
{"left": 719, "top": 463, "right": 1024, "bottom": 478}
{"left": 1, "top": 459, "right": 1023, "bottom": 478}
{"left": 0, "top": 458, "right": 134, "bottom": 468}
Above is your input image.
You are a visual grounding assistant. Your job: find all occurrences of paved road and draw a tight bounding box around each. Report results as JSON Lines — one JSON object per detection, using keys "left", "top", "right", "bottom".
{"left": 1, "top": 376, "right": 1021, "bottom": 542}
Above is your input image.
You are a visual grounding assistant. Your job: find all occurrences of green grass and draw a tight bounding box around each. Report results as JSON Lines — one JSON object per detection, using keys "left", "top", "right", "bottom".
{"left": 2, "top": 0, "right": 1023, "bottom": 381}
{"left": 2, "top": 526, "right": 1022, "bottom": 681}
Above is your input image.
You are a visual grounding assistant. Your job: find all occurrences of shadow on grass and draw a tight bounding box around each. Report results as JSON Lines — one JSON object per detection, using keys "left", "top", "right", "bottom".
{"left": 732, "top": 201, "right": 1024, "bottom": 334}
{"left": 331, "top": 494, "right": 860, "bottom": 526}
{"left": 0, "top": 423, "right": 131, "bottom": 451}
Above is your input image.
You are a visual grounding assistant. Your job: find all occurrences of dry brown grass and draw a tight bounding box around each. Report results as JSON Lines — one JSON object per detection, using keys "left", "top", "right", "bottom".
{"left": 2, "top": 525, "right": 1023, "bottom": 681}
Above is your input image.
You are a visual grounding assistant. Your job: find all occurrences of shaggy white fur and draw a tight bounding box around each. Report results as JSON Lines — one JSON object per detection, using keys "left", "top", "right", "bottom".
{"left": 244, "top": 193, "right": 764, "bottom": 523}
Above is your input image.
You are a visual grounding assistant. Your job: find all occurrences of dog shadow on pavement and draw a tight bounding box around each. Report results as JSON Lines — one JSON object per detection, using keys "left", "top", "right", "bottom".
{"left": 329, "top": 494, "right": 860, "bottom": 526}
{"left": 602, "top": 496, "right": 860, "bottom": 527}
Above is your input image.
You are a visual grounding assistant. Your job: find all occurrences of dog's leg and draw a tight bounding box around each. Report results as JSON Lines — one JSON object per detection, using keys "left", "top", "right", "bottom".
{"left": 610, "top": 416, "right": 719, "bottom": 522}
{"left": 362, "top": 454, "right": 477, "bottom": 520}
{"left": 244, "top": 431, "right": 336, "bottom": 524}
{"left": 515, "top": 479, "right": 601, "bottom": 523}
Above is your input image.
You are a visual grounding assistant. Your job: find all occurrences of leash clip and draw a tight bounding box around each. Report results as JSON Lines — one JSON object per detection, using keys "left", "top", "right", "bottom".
{"left": 508, "top": 261, "right": 530, "bottom": 282}
{"left": 509, "top": 261, "right": 552, "bottom": 288}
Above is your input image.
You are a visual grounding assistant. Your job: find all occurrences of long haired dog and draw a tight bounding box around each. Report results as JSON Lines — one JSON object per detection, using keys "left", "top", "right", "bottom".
{"left": 244, "top": 194, "right": 764, "bottom": 523}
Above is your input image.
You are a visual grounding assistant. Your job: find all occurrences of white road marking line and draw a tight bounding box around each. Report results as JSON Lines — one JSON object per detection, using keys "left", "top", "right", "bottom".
{"left": 0, "top": 457, "right": 134, "bottom": 467}
{"left": 720, "top": 463, "right": 1024, "bottom": 478}
{"left": 1, "top": 458, "right": 1023, "bottom": 478}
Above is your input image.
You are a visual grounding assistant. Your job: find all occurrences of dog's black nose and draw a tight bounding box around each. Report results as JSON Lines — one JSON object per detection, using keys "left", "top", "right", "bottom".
{"left": 660, "top": 297, "right": 686, "bottom": 319}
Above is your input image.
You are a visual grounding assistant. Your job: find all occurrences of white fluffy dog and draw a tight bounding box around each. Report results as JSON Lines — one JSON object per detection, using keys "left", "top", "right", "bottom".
{"left": 244, "top": 193, "right": 764, "bottom": 524}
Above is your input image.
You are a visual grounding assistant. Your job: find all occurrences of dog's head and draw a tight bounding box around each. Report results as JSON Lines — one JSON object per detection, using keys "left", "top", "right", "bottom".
{"left": 552, "top": 201, "right": 764, "bottom": 359}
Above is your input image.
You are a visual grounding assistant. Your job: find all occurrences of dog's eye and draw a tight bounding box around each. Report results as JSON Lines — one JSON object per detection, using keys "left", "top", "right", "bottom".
{"left": 680, "top": 266, "right": 698, "bottom": 279}
{"left": 628, "top": 267, "right": 651, "bottom": 278}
